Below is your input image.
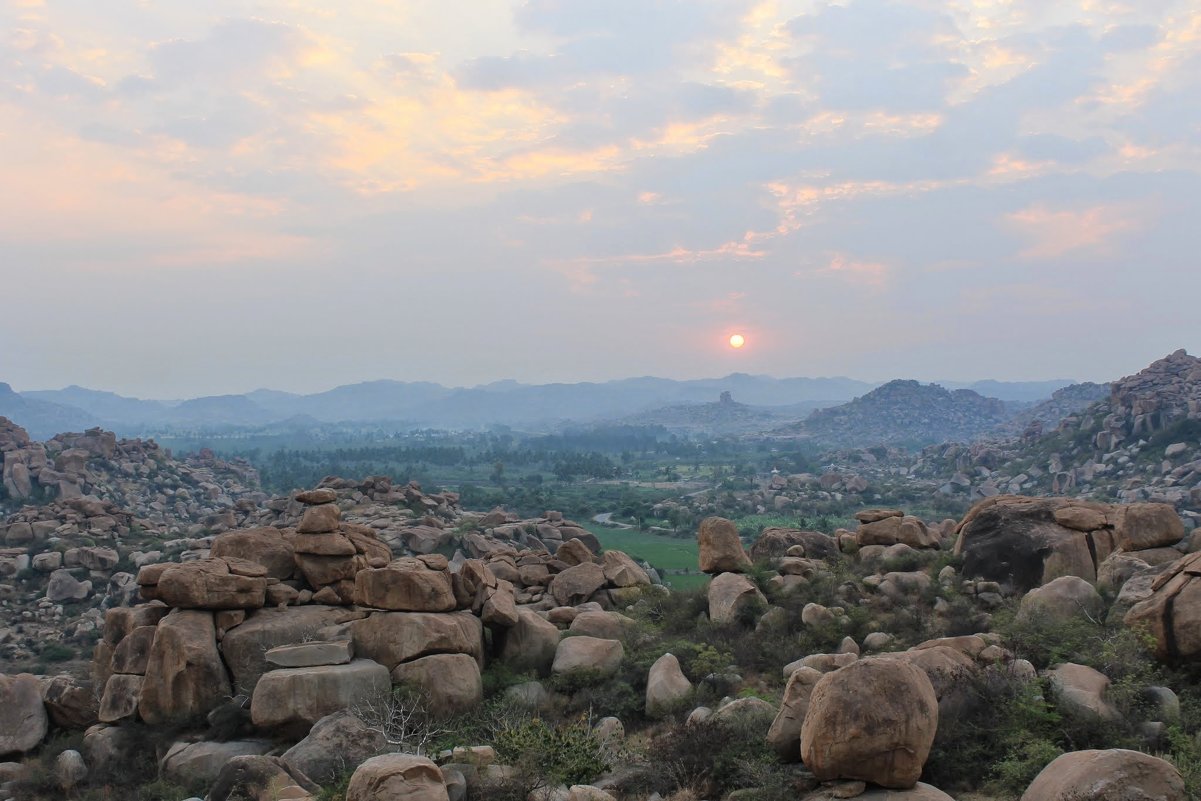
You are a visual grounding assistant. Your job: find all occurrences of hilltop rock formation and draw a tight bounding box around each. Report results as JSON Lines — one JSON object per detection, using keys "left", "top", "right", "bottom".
{"left": 777, "top": 380, "right": 1019, "bottom": 448}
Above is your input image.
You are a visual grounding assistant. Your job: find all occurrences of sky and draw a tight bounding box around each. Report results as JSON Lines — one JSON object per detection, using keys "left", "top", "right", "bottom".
{"left": 1, "top": 0, "right": 1199, "bottom": 397}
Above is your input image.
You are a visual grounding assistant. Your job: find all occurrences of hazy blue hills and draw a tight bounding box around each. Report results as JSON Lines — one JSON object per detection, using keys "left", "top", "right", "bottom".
{"left": 7, "top": 373, "right": 1075, "bottom": 437}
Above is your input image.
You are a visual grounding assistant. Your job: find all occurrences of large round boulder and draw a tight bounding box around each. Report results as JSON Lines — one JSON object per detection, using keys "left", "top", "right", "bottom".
{"left": 800, "top": 658, "right": 939, "bottom": 789}
{"left": 347, "top": 754, "right": 450, "bottom": 801}
{"left": 1018, "top": 576, "right": 1105, "bottom": 625}
{"left": 1020, "top": 749, "right": 1185, "bottom": 800}
{"left": 955, "top": 496, "right": 1116, "bottom": 590}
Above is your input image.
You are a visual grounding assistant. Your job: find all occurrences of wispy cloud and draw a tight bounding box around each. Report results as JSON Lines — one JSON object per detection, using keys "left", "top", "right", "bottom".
{"left": 1004, "top": 202, "right": 1144, "bottom": 260}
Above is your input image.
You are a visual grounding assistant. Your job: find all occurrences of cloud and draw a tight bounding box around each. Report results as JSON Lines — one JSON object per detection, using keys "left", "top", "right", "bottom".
{"left": 149, "top": 18, "right": 326, "bottom": 86}
{"left": 1, "top": 0, "right": 1200, "bottom": 394}
{"left": 1004, "top": 202, "right": 1144, "bottom": 260}
{"left": 786, "top": 0, "right": 968, "bottom": 111}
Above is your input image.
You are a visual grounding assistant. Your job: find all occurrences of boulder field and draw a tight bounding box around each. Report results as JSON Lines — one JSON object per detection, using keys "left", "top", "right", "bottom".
{"left": 0, "top": 492, "right": 1196, "bottom": 801}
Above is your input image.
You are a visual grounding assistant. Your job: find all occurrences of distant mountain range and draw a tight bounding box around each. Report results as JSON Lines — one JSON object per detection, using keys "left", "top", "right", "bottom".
{"left": 2, "top": 373, "right": 1078, "bottom": 439}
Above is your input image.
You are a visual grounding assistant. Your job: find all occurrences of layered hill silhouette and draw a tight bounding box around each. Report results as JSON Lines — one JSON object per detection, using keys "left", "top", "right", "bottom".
{"left": 7, "top": 374, "right": 1075, "bottom": 437}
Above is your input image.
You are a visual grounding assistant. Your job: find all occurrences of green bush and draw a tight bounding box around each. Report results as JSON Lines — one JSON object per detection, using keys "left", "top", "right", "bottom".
{"left": 492, "top": 715, "right": 610, "bottom": 788}
{"left": 39, "top": 642, "right": 75, "bottom": 663}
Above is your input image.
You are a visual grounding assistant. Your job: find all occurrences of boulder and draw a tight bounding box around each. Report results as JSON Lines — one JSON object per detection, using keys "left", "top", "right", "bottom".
{"left": 698, "top": 517, "right": 751, "bottom": 573}
{"left": 208, "top": 755, "right": 321, "bottom": 801}
{"left": 479, "top": 580, "right": 519, "bottom": 628}
{"left": 111, "top": 625, "right": 156, "bottom": 674}
{"left": 556, "top": 539, "right": 595, "bottom": 566}
{"left": 211, "top": 527, "right": 297, "bottom": 579}
{"left": 40, "top": 675, "right": 99, "bottom": 729}
{"left": 645, "top": 653, "right": 693, "bottom": 718}
{"left": 250, "top": 659, "right": 392, "bottom": 732}
{"left": 1124, "top": 551, "right": 1201, "bottom": 660}
{"left": 297, "top": 503, "right": 341, "bottom": 534}
{"left": 282, "top": 710, "right": 387, "bottom": 785}
{"left": 352, "top": 611, "right": 483, "bottom": 671}
{"left": 55, "top": 749, "right": 87, "bottom": 790}
{"left": 602, "top": 550, "right": 650, "bottom": 587}
{"left": 47, "top": 569, "right": 91, "bottom": 602}
{"left": 102, "top": 603, "right": 169, "bottom": 646}
{"left": 98, "top": 674, "right": 143, "bottom": 722}
{"left": 800, "top": 658, "right": 938, "bottom": 789}
{"left": 296, "top": 488, "right": 338, "bottom": 505}
{"left": 1046, "top": 663, "right": 1119, "bottom": 722}
{"left": 161, "top": 740, "right": 274, "bottom": 784}
{"left": 708, "top": 572, "right": 765, "bottom": 624}
{"left": 1053, "top": 505, "right": 1110, "bottom": 532}
{"left": 550, "top": 562, "right": 607, "bottom": 606}
{"left": 392, "top": 653, "right": 482, "bottom": 715}
{"left": 859, "top": 516, "right": 938, "bottom": 549}
{"left": 139, "top": 610, "right": 231, "bottom": 725}
{"left": 955, "top": 496, "right": 1105, "bottom": 590}
{"left": 1113, "top": 503, "right": 1185, "bottom": 551}
{"left": 876, "top": 647, "right": 976, "bottom": 718}
{"left": 767, "top": 666, "right": 822, "bottom": 761}
{"left": 0, "top": 673, "right": 48, "bottom": 755}
{"left": 552, "top": 636, "right": 624, "bottom": 677}
{"left": 750, "top": 528, "right": 838, "bottom": 560}
{"left": 1020, "top": 749, "right": 1185, "bottom": 800}
{"left": 1018, "top": 576, "right": 1105, "bottom": 625}
{"left": 569, "top": 611, "right": 631, "bottom": 640}
{"left": 354, "top": 565, "right": 458, "bottom": 612}
{"left": 155, "top": 559, "right": 268, "bottom": 610}
{"left": 220, "top": 605, "right": 367, "bottom": 694}
{"left": 346, "top": 754, "right": 449, "bottom": 801}
{"left": 499, "top": 609, "right": 560, "bottom": 675}
{"left": 266, "top": 640, "right": 354, "bottom": 668}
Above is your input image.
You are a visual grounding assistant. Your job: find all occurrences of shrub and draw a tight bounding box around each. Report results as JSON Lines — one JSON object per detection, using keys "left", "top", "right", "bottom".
{"left": 39, "top": 643, "right": 75, "bottom": 663}
{"left": 492, "top": 715, "right": 610, "bottom": 788}
{"left": 639, "top": 711, "right": 789, "bottom": 800}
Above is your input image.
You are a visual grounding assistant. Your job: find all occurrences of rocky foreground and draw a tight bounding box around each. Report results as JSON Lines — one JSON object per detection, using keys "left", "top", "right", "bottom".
{"left": 0, "top": 467, "right": 1198, "bottom": 801}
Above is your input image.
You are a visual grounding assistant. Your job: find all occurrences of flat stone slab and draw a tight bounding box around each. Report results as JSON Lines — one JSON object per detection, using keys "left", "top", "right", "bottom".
{"left": 266, "top": 640, "right": 354, "bottom": 668}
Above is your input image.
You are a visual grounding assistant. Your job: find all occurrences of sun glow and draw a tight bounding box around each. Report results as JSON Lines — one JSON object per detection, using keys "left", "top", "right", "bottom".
{"left": 729, "top": 333, "right": 746, "bottom": 349}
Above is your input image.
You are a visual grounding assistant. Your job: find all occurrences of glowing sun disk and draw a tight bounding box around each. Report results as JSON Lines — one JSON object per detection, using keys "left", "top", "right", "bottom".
{"left": 729, "top": 333, "right": 746, "bottom": 348}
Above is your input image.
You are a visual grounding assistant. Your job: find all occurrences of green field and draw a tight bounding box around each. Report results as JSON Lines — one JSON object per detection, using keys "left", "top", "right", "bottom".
{"left": 586, "top": 524, "right": 709, "bottom": 590}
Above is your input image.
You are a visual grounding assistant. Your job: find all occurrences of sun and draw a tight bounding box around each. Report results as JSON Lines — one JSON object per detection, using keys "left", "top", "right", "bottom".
{"left": 728, "top": 333, "right": 746, "bottom": 349}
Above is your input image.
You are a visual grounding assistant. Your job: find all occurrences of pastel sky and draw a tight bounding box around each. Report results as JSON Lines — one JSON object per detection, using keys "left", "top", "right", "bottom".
{"left": 2, "top": 0, "right": 1199, "bottom": 396}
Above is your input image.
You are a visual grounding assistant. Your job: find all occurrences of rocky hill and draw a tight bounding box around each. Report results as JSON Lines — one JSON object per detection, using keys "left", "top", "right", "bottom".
{"left": 910, "top": 350, "right": 1201, "bottom": 509}
{"left": 615, "top": 392, "right": 828, "bottom": 435}
{"left": 994, "top": 381, "right": 1111, "bottom": 438}
{"left": 776, "top": 380, "right": 1022, "bottom": 449}
{"left": 1, "top": 417, "right": 261, "bottom": 527}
